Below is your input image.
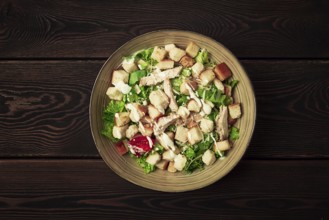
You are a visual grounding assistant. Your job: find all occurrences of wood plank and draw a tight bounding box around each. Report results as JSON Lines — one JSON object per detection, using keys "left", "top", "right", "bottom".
{"left": 0, "top": 0, "right": 329, "bottom": 58}
{"left": 0, "top": 60, "right": 328, "bottom": 158}
{"left": 0, "top": 159, "right": 328, "bottom": 219}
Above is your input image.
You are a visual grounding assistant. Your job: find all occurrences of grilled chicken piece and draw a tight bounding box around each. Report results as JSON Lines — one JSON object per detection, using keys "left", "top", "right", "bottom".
{"left": 139, "top": 66, "right": 182, "bottom": 86}
{"left": 163, "top": 79, "right": 178, "bottom": 112}
{"left": 153, "top": 113, "right": 179, "bottom": 136}
{"left": 216, "top": 106, "right": 229, "bottom": 140}
{"left": 156, "top": 133, "right": 178, "bottom": 153}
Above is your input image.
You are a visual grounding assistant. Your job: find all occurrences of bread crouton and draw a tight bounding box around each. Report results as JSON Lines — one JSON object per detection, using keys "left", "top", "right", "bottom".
{"left": 199, "top": 118, "right": 214, "bottom": 133}
{"left": 162, "top": 150, "right": 176, "bottom": 161}
{"left": 148, "top": 104, "right": 163, "bottom": 120}
{"left": 149, "top": 90, "right": 169, "bottom": 114}
{"left": 191, "top": 62, "right": 204, "bottom": 78}
{"left": 155, "top": 160, "right": 169, "bottom": 170}
{"left": 202, "top": 149, "right": 216, "bottom": 166}
{"left": 199, "top": 69, "right": 215, "bottom": 86}
{"left": 122, "top": 60, "right": 138, "bottom": 73}
{"left": 175, "top": 126, "right": 188, "bottom": 143}
{"left": 214, "top": 62, "right": 232, "bottom": 81}
{"left": 214, "top": 140, "right": 231, "bottom": 151}
{"left": 165, "top": 44, "right": 176, "bottom": 52}
{"left": 106, "top": 87, "right": 123, "bottom": 101}
{"left": 112, "top": 125, "right": 129, "bottom": 139}
{"left": 169, "top": 47, "right": 186, "bottom": 62}
{"left": 187, "top": 126, "right": 203, "bottom": 145}
{"left": 186, "top": 42, "right": 200, "bottom": 58}
{"left": 174, "top": 154, "right": 187, "bottom": 171}
{"left": 187, "top": 99, "right": 201, "bottom": 112}
{"left": 156, "top": 59, "right": 174, "bottom": 70}
{"left": 126, "top": 124, "right": 139, "bottom": 140}
{"left": 179, "top": 55, "right": 195, "bottom": 68}
{"left": 228, "top": 103, "right": 242, "bottom": 119}
{"left": 151, "top": 46, "right": 167, "bottom": 62}
{"left": 114, "top": 112, "right": 130, "bottom": 126}
{"left": 146, "top": 152, "right": 161, "bottom": 165}
{"left": 167, "top": 161, "right": 177, "bottom": 173}
{"left": 112, "top": 70, "right": 129, "bottom": 85}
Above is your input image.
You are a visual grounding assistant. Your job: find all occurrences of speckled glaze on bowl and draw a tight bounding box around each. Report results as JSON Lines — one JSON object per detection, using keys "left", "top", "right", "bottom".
{"left": 90, "top": 30, "right": 256, "bottom": 192}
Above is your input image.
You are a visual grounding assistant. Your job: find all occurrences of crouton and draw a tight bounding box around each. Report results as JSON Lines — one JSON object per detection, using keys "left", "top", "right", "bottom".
{"left": 177, "top": 106, "right": 190, "bottom": 119}
{"left": 156, "top": 59, "right": 174, "bottom": 70}
{"left": 187, "top": 99, "right": 201, "bottom": 112}
{"left": 214, "top": 62, "right": 232, "bottom": 81}
{"left": 114, "top": 81, "right": 131, "bottom": 94}
{"left": 147, "top": 105, "right": 163, "bottom": 119}
{"left": 199, "top": 69, "right": 215, "bottom": 86}
{"left": 202, "top": 149, "right": 216, "bottom": 166}
{"left": 126, "top": 124, "right": 139, "bottom": 140}
{"left": 114, "top": 112, "right": 130, "bottom": 126}
{"left": 106, "top": 87, "right": 123, "bottom": 101}
{"left": 199, "top": 118, "right": 214, "bottom": 133}
{"left": 175, "top": 126, "right": 189, "bottom": 143}
{"left": 179, "top": 55, "right": 195, "bottom": 68}
{"left": 191, "top": 62, "right": 204, "bottom": 78}
{"left": 145, "top": 152, "right": 161, "bottom": 166}
{"left": 155, "top": 160, "right": 169, "bottom": 170}
{"left": 151, "top": 46, "right": 167, "bottom": 62}
{"left": 169, "top": 47, "right": 186, "bottom": 62}
{"left": 214, "top": 78, "right": 225, "bottom": 93}
{"left": 167, "top": 161, "right": 177, "bottom": 173}
{"left": 228, "top": 103, "right": 242, "bottom": 119}
{"left": 165, "top": 44, "right": 176, "bottom": 52}
{"left": 187, "top": 126, "right": 203, "bottom": 145}
{"left": 186, "top": 42, "right": 200, "bottom": 58}
{"left": 112, "top": 125, "right": 128, "bottom": 139}
{"left": 112, "top": 70, "right": 129, "bottom": 85}
{"left": 149, "top": 90, "right": 169, "bottom": 114}
{"left": 122, "top": 59, "right": 138, "bottom": 73}
{"left": 162, "top": 150, "right": 176, "bottom": 161}
{"left": 174, "top": 154, "right": 187, "bottom": 171}
{"left": 126, "top": 103, "right": 147, "bottom": 122}
{"left": 214, "top": 140, "right": 231, "bottom": 151}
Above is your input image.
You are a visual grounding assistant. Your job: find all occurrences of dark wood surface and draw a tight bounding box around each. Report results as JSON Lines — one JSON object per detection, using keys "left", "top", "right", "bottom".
{"left": 0, "top": 0, "right": 328, "bottom": 219}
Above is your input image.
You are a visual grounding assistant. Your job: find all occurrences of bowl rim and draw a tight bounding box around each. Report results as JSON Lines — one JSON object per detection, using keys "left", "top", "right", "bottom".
{"left": 89, "top": 29, "right": 257, "bottom": 192}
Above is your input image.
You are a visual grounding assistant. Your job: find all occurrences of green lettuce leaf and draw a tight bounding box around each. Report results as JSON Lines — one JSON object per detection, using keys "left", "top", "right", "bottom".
{"left": 102, "top": 100, "right": 125, "bottom": 142}
{"left": 229, "top": 127, "right": 240, "bottom": 141}
{"left": 129, "top": 70, "right": 146, "bottom": 85}
{"left": 136, "top": 155, "right": 155, "bottom": 174}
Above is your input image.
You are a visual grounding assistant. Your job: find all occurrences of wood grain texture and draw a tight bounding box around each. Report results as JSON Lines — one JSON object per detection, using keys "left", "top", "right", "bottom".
{"left": 0, "top": 61, "right": 101, "bottom": 157}
{"left": 0, "top": 159, "right": 328, "bottom": 219}
{"left": 0, "top": 60, "right": 328, "bottom": 158}
{"left": 0, "top": 0, "right": 329, "bottom": 58}
{"left": 244, "top": 60, "right": 329, "bottom": 158}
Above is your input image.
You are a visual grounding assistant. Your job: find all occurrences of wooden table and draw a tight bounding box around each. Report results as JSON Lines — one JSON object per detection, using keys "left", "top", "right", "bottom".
{"left": 1, "top": 0, "right": 328, "bottom": 219}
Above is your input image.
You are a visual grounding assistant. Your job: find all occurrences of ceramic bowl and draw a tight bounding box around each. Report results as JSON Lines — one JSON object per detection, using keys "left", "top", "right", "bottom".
{"left": 90, "top": 30, "right": 256, "bottom": 192}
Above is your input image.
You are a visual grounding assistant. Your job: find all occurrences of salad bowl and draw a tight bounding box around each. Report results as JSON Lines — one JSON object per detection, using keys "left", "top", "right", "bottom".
{"left": 90, "top": 30, "right": 256, "bottom": 192}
